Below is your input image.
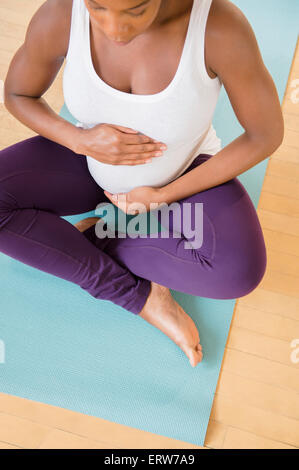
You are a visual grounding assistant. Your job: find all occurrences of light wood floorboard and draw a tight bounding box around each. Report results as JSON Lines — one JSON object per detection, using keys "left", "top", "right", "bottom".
{"left": 0, "top": 1, "right": 298, "bottom": 449}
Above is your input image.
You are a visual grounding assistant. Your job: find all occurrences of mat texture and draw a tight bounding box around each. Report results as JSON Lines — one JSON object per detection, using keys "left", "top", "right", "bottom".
{"left": 0, "top": 0, "right": 297, "bottom": 447}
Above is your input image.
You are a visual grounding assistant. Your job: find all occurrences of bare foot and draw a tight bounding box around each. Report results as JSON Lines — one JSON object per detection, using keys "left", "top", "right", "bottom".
{"left": 74, "top": 216, "right": 101, "bottom": 233}
{"left": 139, "top": 281, "right": 203, "bottom": 367}
{"left": 75, "top": 218, "right": 203, "bottom": 367}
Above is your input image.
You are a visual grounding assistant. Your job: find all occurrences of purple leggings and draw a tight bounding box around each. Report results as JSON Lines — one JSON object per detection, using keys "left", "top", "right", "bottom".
{"left": 0, "top": 135, "right": 267, "bottom": 315}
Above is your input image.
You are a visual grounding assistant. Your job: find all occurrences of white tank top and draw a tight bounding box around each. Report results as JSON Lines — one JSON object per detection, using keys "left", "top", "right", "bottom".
{"left": 63, "top": 0, "right": 223, "bottom": 194}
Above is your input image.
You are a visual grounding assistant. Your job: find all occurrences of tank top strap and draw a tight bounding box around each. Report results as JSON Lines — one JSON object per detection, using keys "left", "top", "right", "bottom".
{"left": 189, "top": 0, "right": 218, "bottom": 86}
{"left": 65, "top": 0, "right": 86, "bottom": 61}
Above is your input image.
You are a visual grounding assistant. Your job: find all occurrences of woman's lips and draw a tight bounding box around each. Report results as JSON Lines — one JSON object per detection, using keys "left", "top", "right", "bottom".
{"left": 111, "top": 40, "right": 130, "bottom": 45}
{"left": 108, "top": 35, "right": 136, "bottom": 46}
{"left": 113, "top": 41, "right": 128, "bottom": 45}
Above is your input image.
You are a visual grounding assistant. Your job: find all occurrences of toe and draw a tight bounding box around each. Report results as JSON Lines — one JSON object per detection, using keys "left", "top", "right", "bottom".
{"left": 74, "top": 217, "right": 100, "bottom": 232}
{"left": 187, "top": 346, "right": 203, "bottom": 367}
{"left": 196, "top": 345, "right": 203, "bottom": 361}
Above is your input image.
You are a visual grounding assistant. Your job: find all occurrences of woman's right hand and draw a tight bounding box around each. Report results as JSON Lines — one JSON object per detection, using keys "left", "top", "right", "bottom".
{"left": 74, "top": 123, "right": 167, "bottom": 165}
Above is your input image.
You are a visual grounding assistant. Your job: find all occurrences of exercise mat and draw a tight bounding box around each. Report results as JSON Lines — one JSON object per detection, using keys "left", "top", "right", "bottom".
{"left": 0, "top": 0, "right": 297, "bottom": 446}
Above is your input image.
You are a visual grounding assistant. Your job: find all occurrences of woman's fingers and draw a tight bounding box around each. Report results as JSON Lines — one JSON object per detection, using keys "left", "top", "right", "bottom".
{"left": 120, "top": 142, "right": 165, "bottom": 155}
{"left": 111, "top": 124, "right": 139, "bottom": 133}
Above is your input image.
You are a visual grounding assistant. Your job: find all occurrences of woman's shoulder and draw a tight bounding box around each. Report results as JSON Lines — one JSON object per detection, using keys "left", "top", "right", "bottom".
{"left": 205, "top": 0, "right": 261, "bottom": 79}
{"left": 26, "top": 0, "right": 73, "bottom": 59}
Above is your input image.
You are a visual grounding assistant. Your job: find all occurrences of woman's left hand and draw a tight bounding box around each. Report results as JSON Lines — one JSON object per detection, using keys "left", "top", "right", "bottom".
{"left": 104, "top": 186, "right": 166, "bottom": 214}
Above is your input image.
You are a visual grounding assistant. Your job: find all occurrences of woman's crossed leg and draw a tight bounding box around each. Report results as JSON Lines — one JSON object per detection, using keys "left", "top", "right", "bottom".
{"left": 0, "top": 135, "right": 151, "bottom": 315}
{"left": 0, "top": 137, "right": 266, "bottom": 366}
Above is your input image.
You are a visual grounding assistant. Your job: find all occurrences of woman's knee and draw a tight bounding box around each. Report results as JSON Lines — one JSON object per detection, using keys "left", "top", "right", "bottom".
{"left": 223, "top": 243, "right": 267, "bottom": 298}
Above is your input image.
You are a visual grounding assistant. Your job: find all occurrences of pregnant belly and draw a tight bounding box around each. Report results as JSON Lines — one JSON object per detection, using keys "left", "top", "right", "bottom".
{"left": 86, "top": 148, "right": 197, "bottom": 194}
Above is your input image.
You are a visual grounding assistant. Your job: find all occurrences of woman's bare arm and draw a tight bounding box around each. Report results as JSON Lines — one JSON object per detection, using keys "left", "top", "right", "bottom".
{"left": 157, "top": 0, "right": 285, "bottom": 203}
{"left": 3, "top": 0, "right": 82, "bottom": 152}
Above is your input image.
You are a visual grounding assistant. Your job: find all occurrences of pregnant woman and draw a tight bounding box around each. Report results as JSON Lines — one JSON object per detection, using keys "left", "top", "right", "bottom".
{"left": 1, "top": 0, "right": 283, "bottom": 367}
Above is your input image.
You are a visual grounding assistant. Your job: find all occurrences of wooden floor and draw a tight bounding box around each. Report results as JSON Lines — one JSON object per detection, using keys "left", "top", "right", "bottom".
{"left": 0, "top": 0, "right": 298, "bottom": 450}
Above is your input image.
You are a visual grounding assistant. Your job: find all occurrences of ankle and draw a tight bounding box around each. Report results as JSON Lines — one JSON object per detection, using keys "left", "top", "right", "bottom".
{"left": 139, "top": 282, "right": 154, "bottom": 318}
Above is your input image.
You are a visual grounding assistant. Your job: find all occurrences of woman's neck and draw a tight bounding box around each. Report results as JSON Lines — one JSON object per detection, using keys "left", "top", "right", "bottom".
{"left": 150, "top": 0, "right": 194, "bottom": 30}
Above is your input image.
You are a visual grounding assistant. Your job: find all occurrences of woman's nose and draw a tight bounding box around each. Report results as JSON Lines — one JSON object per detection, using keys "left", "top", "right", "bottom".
{"left": 105, "top": 21, "right": 129, "bottom": 39}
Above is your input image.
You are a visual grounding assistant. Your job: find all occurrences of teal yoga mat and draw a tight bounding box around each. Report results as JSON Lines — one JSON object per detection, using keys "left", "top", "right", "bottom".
{"left": 0, "top": 0, "right": 297, "bottom": 447}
